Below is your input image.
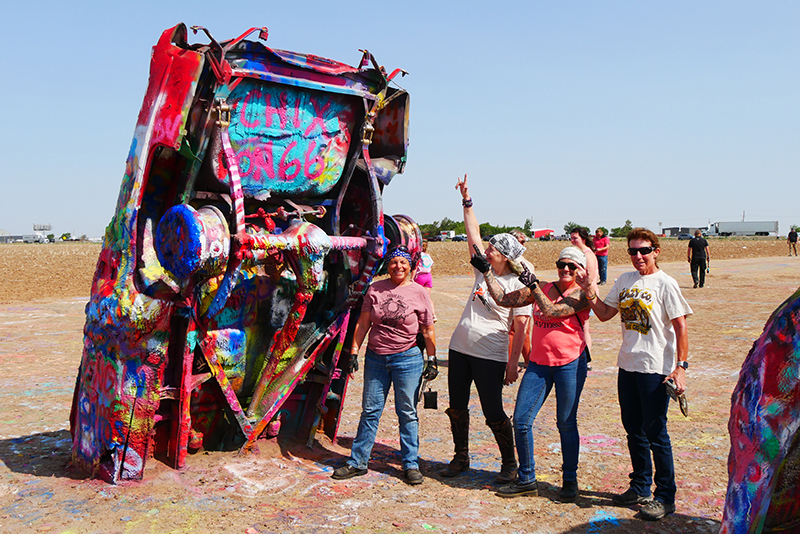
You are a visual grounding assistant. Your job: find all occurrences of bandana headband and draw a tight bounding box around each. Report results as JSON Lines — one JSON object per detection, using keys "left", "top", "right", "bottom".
{"left": 387, "top": 247, "right": 413, "bottom": 264}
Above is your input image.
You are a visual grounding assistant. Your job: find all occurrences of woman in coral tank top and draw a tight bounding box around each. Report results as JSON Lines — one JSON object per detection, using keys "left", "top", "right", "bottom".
{"left": 480, "top": 246, "right": 591, "bottom": 503}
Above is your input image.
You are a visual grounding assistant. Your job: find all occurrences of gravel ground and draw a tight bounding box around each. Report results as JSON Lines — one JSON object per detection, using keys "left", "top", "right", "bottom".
{"left": 0, "top": 242, "right": 798, "bottom": 533}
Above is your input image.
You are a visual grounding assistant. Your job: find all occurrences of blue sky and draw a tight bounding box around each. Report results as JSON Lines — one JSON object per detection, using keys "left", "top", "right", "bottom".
{"left": 1, "top": 1, "right": 797, "bottom": 237}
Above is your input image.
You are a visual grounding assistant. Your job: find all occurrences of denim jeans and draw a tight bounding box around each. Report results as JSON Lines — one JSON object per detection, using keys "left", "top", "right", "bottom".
{"left": 597, "top": 255, "right": 608, "bottom": 284}
{"left": 514, "top": 349, "right": 588, "bottom": 484}
{"left": 618, "top": 369, "right": 676, "bottom": 505}
{"left": 347, "top": 346, "right": 424, "bottom": 471}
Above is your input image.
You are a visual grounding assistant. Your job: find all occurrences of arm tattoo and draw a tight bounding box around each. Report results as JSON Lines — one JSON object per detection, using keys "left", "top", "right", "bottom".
{"left": 484, "top": 270, "right": 534, "bottom": 307}
{"left": 532, "top": 287, "right": 591, "bottom": 318}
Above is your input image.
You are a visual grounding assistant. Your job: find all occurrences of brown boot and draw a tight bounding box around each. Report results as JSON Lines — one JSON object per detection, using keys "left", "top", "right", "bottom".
{"left": 488, "top": 417, "right": 517, "bottom": 484}
{"left": 441, "top": 408, "right": 470, "bottom": 477}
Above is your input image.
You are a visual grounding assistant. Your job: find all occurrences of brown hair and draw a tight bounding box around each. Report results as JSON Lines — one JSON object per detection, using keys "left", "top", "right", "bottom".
{"left": 626, "top": 228, "right": 660, "bottom": 249}
{"left": 570, "top": 227, "right": 595, "bottom": 251}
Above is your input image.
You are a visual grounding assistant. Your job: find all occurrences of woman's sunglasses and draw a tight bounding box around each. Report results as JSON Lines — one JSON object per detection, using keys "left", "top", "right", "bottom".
{"left": 627, "top": 246, "right": 655, "bottom": 256}
{"left": 555, "top": 261, "right": 578, "bottom": 271}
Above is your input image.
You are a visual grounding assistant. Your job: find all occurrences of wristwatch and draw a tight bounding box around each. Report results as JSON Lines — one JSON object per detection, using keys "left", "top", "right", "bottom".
{"left": 676, "top": 361, "right": 689, "bottom": 370}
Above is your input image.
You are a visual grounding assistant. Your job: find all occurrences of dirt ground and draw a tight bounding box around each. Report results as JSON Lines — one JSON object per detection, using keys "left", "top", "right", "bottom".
{"left": 1, "top": 241, "right": 799, "bottom": 533}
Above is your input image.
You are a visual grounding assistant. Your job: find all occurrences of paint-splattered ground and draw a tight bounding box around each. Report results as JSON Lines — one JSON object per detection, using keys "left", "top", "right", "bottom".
{"left": 1, "top": 251, "right": 799, "bottom": 533}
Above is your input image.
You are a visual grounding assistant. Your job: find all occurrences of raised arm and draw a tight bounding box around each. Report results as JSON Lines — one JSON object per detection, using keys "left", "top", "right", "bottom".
{"left": 456, "top": 174, "right": 484, "bottom": 255}
{"left": 483, "top": 270, "right": 535, "bottom": 307}
{"left": 575, "top": 266, "right": 618, "bottom": 322}
{"left": 484, "top": 269, "right": 589, "bottom": 317}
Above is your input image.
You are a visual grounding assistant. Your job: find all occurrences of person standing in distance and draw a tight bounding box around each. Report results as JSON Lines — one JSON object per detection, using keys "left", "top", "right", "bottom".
{"left": 594, "top": 228, "right": 610, "bottom": 285}
{"left": 509, "top": 229, "right": 534, "bottom": 367}
{"left": 687, "top": 230, "right": 710, "bottom": 289}
{"left": 788, "top": 227, "right": 798, "bottom": 257}
{"left": 575, "top": 228, "right": 692, "bottom": 521}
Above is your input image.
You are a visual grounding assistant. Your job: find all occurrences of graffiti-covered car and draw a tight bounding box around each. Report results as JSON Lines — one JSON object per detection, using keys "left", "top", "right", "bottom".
{"left": 70, "top": 24, "right": 419, "bottom": 483}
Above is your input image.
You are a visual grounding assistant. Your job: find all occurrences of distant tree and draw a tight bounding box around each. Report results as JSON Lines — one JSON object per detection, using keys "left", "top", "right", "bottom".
{"left": 80, "top": 234, "right": 88, "bottom": 242}
{"left": 564, "top": 221, "right": 580, "bottom": 234}
{"left": 60, "top": 233, "right": 71, "bottom": 241}
{"left": 523, "top": 218, "right": 533, "bottom": 234}
{"left": 46, "top": 234, "right": 55, "bottom": 242}
{"left": 610, "top": 220, "right": 633, "bottom": 238}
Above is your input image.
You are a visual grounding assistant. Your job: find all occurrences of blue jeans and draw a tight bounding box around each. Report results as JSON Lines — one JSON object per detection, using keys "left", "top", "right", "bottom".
{"left": 618, "top": 369, "right": 676, "bottom": 505}
{"left": 514, "top": 350, "right": 588, "bottom": 484}
{"left": 597, "top": 255, "right": 608, "bottom": 284}
{"left": 347, "top": 347, "right": 424, "bottom": 471}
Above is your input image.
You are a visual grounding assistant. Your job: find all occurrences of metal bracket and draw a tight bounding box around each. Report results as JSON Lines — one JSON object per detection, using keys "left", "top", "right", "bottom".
{"left": 215, "top": 99, "right": 231, "bottom": 127}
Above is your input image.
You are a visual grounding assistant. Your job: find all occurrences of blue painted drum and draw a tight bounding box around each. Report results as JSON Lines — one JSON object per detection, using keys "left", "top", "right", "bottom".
{"left": 156, "top": 204, "right": 230, "bottom": 279}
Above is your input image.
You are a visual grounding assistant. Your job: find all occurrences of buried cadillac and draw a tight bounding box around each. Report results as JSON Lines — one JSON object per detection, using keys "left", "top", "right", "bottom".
{"left": 69, "top": 23, "right": 419, "bottom": 483}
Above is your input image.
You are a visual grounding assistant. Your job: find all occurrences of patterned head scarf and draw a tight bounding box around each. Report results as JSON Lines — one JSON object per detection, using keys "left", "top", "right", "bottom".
{"left": 386, "top": 245, "right": 414, "bottom": 267}
{"left": 489, "top": 233, "right": 525, "bottom": 261}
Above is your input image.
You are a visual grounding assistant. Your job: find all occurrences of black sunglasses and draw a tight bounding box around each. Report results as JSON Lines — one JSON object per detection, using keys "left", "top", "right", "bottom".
{"left": 556, "top": 261, "right": 578, "bottom": 271}
{"left": 627, "top": 246, "right": 655, "bottom": 256}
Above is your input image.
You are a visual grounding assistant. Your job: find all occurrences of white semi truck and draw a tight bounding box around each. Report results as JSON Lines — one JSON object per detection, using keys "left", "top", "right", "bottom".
{"left": 706, "top": 221, "right": 778, "bottom": 237}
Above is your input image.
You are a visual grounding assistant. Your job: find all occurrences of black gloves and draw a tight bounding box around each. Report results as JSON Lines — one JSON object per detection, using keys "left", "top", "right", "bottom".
{"left": 422, "top": 356, "right": 439, "bottom": 381}
{"left": 518, "top": 266, "right": 539, "bottom": 289}
{"left": 470, "top": 245, "right": 491, "bottom": 274}
{"left": 343, "top": 350, "right": 359, "bottom": 375}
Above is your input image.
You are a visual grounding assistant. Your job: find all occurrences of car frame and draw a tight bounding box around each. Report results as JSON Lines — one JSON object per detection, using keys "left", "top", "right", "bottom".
{"left": 70, "top": 24, "right": 416, "bottom": 482}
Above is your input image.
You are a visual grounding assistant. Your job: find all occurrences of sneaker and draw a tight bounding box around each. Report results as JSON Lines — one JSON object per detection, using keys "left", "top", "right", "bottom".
{"left": 693, "top": 282, "right": 698, "bottom": 289}
{"left": 559, "top": 479, "right": 579, "bottom": 502}
{"left": 331, "top": 464, "right": 367, "bottom": 480}
{"left": 405, "top": 468, "right": 423, "bottom": 485}
{"left": 640, "top": 499, "right": 675, "bottom": 521}
{"left": 612, "top": 487, "right": 652, "bottom": 506}
{"left": 495, "top": 480, "right": 539, "bottom": 498}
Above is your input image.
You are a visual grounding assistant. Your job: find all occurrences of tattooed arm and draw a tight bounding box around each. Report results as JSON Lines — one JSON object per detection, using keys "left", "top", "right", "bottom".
{"left": 484, "top": 271, "right": 590, "bottom": 317}
{"left": 483, "top": 270, "right": 535, "bottom": 307}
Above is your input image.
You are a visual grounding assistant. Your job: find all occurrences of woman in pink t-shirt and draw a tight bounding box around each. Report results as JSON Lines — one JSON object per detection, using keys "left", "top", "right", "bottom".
{"left": 483, "top": 246, "right": 591, "bottom": 503}
{"left": 331, "top": 246, "right": 438, "bottom": 486}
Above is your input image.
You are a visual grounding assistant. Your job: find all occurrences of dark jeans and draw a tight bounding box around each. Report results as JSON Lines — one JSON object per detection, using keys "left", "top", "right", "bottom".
{"left": 447, "top": 349, "right": 508, "bottom": 423}
{"left": 690, "top": 258, "right": 706, "bottom": 287}
{"left": 618, "top": 369, "right": 676, "bottom": 505}
{"left": 597, "top": 255, "right": 608, "bottom": 284}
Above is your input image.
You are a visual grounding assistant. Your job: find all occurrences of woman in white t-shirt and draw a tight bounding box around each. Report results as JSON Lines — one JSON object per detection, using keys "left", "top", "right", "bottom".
{"left": 441, "top": 175, "right": 531, "bottom": 484}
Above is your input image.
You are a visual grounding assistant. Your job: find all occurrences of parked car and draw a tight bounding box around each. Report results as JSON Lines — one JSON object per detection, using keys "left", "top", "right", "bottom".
{"left": 452, "top": 235, "right": 467, "bottom": 242}
{"left": 678, "top": 234, "right": 693, "bottom": 240}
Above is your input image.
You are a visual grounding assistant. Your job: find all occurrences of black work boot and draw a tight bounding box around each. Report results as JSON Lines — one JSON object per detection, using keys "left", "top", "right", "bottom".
{"left": 441, "top": 408, "right": 470, "bottom": 477}
{"left": 488, "top": 417, "right": 517, "bottom": 484}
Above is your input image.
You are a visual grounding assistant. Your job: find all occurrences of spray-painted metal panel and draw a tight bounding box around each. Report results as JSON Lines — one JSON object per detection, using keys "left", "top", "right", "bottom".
{"left": 70, "top": 23, "right": 417, "bottom": 483}
{"left": 722, "top": 286, "right": 800, "bottom": 533}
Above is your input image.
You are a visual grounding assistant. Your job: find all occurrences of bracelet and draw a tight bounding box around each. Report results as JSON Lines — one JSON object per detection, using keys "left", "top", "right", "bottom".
{"left": 462, "top": 197, "right": 473, "bottom": 208}
{"left": 587, "top": 292, "right": 598, "bottom": 301}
